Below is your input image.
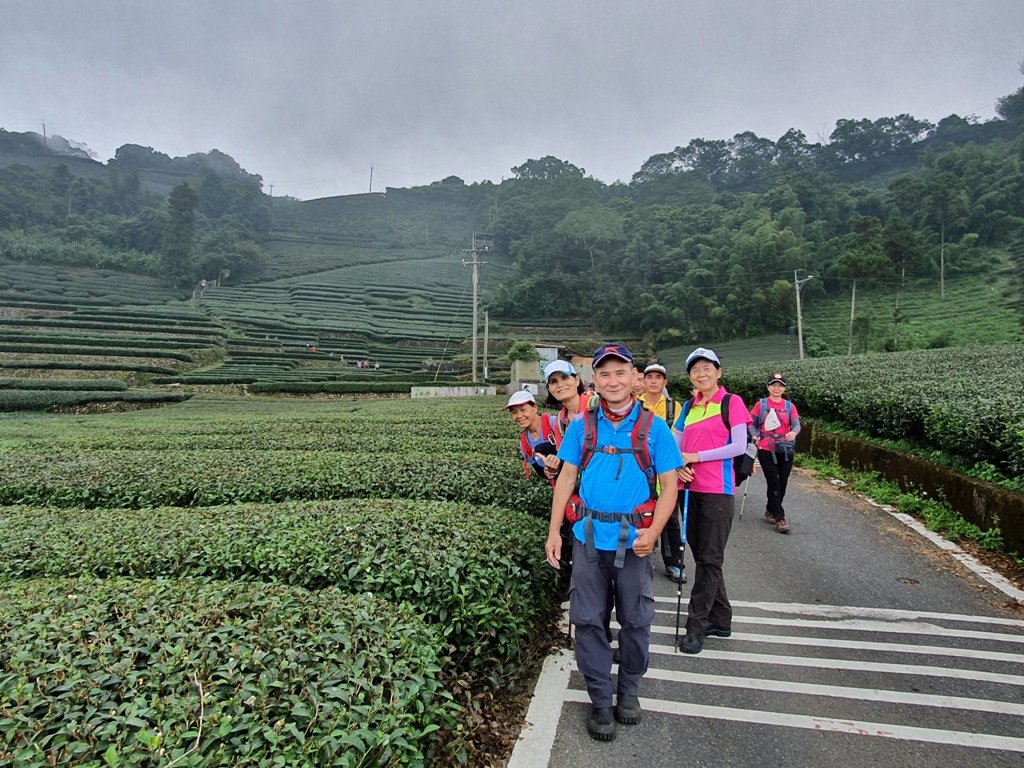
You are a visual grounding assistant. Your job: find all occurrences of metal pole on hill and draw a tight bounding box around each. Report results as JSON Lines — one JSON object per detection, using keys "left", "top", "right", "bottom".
{"left": 483, "top": 310, "right": 490, "bottom": 381}
{"left": 463, "top": 234, "right": 491, "bottom": 382}
{"left": 794, "top": 270, "right": 814, "bottom": 361}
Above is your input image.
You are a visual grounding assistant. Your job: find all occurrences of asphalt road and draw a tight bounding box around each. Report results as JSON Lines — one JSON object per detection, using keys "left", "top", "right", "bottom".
{"left": 510, "top": 468, "right": 1024, "bottom": 768}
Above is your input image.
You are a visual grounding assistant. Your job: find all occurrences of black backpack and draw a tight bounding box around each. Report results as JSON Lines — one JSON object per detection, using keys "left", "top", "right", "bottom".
{"left": 678, "top": 393, "right": 757, "bottom": 486}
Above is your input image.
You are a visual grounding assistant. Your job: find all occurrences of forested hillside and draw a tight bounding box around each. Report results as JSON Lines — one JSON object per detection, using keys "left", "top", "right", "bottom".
{"left": 0, "top": 132, "right": 269, "bottom": 289}
{"left": 482, "top": 81, "right": 1024, "bottom": 353}
{"left": 1, "top": 75, "right": 1023, "bottom": 362}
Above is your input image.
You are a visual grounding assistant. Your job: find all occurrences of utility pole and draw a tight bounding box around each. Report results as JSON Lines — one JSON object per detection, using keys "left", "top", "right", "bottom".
{"left": 794, "top": 270, "right": 814, "bottom": 361}
{"left": 369, "top": 164, "right": 374, "bottom": 194}
{"left": 483, "top": 310, "right": 489, "bottom": 381}
{"left": 462, "top": 233, "right": 491, "bottom": 382}
{"left": 268, "top": 183, "right": 274, "bottom": 197}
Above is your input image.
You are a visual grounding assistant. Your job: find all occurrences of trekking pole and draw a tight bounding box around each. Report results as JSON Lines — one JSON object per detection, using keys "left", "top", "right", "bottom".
{"left": 674, "top": 485, "right": 690, "bottom": 650}
{"left": 738, "top": 475, "right": 749, "bottom": 521}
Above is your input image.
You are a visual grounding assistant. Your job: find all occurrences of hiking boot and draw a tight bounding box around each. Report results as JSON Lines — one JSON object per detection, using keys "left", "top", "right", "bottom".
{"left": 588, "top": 706, "right": 617, "bottom": 741}
{"left": 776, "top": 518, "right": 791, "bottom": 534}
{"left": 764, "top": 511, "right": 778, "bottom": 524}
{"left": 664, "top": 564, "right": 683, "bottom": 583}
{"left": 679, "top": 632, "right": 703, "bottom": 655}
{"left": 705, "top": 625, "right": 732, "bottom": 638}
{"left": 615, "top": 694, "right": 642, "bottom": 725}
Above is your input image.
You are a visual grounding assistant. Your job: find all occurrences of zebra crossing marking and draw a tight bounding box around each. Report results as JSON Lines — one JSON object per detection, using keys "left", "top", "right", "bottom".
{"left": 563, "top": 690, "right": 1024, "bottom": 752}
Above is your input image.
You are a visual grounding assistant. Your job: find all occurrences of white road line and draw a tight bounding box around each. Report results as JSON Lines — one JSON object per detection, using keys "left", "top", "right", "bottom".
{"left": 648, "top": 644, "right": 1024, "bottom": 686}
{"left": 648, "top": 626, "right": 1024, "bottom": 665}
{"left": 652, "top": 598, "right": 1024, "bottom": 628}
{"left": 652, "top": 611, "right": 1024, "bottom": 645}
{"left": 507, "top": 650, "right": 573, "bottom": 768}
{"left": 563, "top": 690, "right": 1024, "bottom": 753}
{"left": 641, "top": 668, "right": 1024, "bottom": 716}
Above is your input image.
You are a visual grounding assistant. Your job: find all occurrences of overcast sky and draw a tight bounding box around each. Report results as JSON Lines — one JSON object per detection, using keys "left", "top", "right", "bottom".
{"left": 2, "top": 1, "right": 1022, "bottom": 200}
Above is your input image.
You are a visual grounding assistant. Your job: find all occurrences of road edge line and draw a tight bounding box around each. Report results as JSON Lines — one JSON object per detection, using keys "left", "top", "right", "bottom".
{"left": 881, "top": 506, "right": 1024, "bottom": 604}
{"left": 506, "top": 648, "right": 574, "bottom": 768}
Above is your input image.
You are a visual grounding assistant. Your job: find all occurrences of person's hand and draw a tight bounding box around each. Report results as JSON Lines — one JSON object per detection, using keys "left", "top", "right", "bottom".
{"left": 541, "top": 454, "right": 561, "bottom": 479}
{"left": 676, "top": 465, "right": 695, "bottom": 484}
{"left": 632, "top": 527, "right": 658, "bottom": 557}
{"left": 681, "top": 452, "right": 700, "bottom": 464}
{"left": 545, "top": 530, "right": 562, "bottom": 569}
{"left": 784, "top": 431, "right": 797, "bottom": 442}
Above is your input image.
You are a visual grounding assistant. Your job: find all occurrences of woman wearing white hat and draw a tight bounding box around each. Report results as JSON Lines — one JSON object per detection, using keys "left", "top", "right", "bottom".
{"left": 543, "top": 359, "right": 587, "bottom": 439}
{"left": 503, "top": 390, "right": 560, "bottom": 482}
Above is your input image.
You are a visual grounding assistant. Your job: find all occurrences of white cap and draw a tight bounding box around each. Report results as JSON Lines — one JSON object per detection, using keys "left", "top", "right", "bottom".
{"left": 543, "top": 359, "right": 577, "bottom": 380}
{"left": 502, "top": 390, "right": 537, "bottom": 409}
{"left": 644, "top": 363, "right": 668, "bottom": 377}
{"left": 685, "top": 347, "right": 721, "bottom": 372}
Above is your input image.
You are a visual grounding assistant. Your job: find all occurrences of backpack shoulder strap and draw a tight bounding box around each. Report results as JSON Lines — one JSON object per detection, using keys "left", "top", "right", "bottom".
{"left": 720, "top": 392, "right": 732, "bottom": 434}
{"left": 579, "top": 400, "right": 600, "bottom": 471}
{"left": 665, "top": 394, "right": 675, "bottom": 427}
{"left": 630, "top": 406, "right": 657, "bottom": 499}
{"left": 677, "top": 397, "right": 694, "bottom": 429}
{"left": 756, "top": 398, "right": 768, "bottom": 429}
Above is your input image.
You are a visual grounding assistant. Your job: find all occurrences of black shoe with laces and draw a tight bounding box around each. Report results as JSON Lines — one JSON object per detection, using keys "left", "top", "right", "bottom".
{"left": 705, "top": 625, "right": 732, "bottom": 638}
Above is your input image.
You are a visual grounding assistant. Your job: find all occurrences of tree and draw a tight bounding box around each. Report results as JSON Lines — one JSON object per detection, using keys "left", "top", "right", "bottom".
{"left": 995, "top": 62, "right": 1024, "bottom": 121}
{"left": 161, "top": 182, "right": 197, "bottom": 286}
{"left": 839, "top": 217, "right": 890, "bottom": 354}
{"left": 883, "top": 217, "right": 926, "bottom": 348}
{"left": 924, "top": 172, "right": 969, "bottom": 297}
{"left": 553, "top": 206, "right": 624, "bottom": 268}
{"left": 510, "top": 156, "right": 585, "bottom": 181}
{"left": 507, "top": 340, "right": 540, "bottom": 362}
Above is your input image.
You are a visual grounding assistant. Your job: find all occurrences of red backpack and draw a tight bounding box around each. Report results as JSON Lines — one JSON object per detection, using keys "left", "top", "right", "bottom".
{"left": 565, "top": 400, "right": 657, "bottom": 526}
{"left": 519, "top": 414, "right": 559, "bottom": 478}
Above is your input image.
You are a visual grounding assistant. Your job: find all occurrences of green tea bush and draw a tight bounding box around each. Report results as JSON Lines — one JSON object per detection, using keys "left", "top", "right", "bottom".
{"left": 0, "top": 577, "right": 455, "bottom": 767}
{"left": 0, "top": 499, "right": 559, "bottom": 675}
{"left": 0, "top": 360, "right": 177, "bottom": 374}
{"left": 0, "top": 378, "right": 127, "bottom": 391}
{"left": 0, "top": 342, "right": 194, "bottom": 361}
{"left": 724, "top": 344, "right": 1024, "bottom": 476}
{"left": 0, "top": 390, "right": 191, "bottom": 412}
{"left": 0, "top": 450, "right": 550, "bottom": 513}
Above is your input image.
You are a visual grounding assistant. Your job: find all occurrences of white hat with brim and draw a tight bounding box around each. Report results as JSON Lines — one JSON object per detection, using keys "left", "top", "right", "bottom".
{"left": 543, "top": 359, "right": 577, "bottom": 381}
{"left": 502, "top": 390, "right": 536, "bottom": 410}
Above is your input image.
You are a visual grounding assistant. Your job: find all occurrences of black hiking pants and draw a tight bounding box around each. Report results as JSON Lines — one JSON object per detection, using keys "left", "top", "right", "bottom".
{"left": 758, "top": 448, "right": 794, "bottom": 521}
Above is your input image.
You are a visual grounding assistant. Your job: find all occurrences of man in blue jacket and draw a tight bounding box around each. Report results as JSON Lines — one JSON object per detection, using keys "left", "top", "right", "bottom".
{"left": 546, "top": 343, "right": 682, "bottom": 742}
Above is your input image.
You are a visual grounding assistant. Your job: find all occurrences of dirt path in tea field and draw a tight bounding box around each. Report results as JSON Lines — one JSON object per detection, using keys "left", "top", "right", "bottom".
{"left": 510, "top": 468, "right": 1024, "bottom": 768}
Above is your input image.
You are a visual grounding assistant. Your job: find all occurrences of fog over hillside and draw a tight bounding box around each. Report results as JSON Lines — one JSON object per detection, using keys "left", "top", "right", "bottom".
{"left": 2, "top": 1, "right": 1023, "bottom": 199}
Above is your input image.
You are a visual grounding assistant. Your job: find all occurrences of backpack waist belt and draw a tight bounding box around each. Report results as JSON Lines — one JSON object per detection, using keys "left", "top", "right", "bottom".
{"left": 581, "top": 505, "right": 648, "bottom": 569}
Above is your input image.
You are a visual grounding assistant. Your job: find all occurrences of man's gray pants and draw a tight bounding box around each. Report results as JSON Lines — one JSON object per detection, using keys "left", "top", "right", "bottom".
{"left": 569, "top": 538, "right": 655, "bottom": 708}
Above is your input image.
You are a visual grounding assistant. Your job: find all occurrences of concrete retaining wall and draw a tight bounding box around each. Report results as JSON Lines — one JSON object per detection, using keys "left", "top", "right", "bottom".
{"left": 802, "top": 422, "right": 1024, "bottom": 554}
{"left": 410, "top": 386, "right": 496, "bottom": 399}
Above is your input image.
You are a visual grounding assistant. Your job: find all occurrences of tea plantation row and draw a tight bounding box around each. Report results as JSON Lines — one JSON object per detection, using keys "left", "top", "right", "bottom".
{"left": 721, "top": 343, "right": 1024, "bottom": 479}
{"left": 1, "top": 395, "right": 557, "bottom": 767}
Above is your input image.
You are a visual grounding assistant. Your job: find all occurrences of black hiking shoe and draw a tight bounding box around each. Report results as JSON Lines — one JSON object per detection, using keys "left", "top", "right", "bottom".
{"left": 615, "top": 694, "right": 642, "bottom": 725}
{"left": 680, "top": 632, "right": 704, "bottom": 654}
{"left": 588, "top": 706, "right": 617, "bottom": 741}
{"left": 705, "top": 625, "right": 732, "bottom": 638}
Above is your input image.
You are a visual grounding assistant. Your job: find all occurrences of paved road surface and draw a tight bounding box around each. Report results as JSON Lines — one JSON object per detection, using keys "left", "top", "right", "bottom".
{"left": 510, "top": 468, "right": 1024, "bottom": 768}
